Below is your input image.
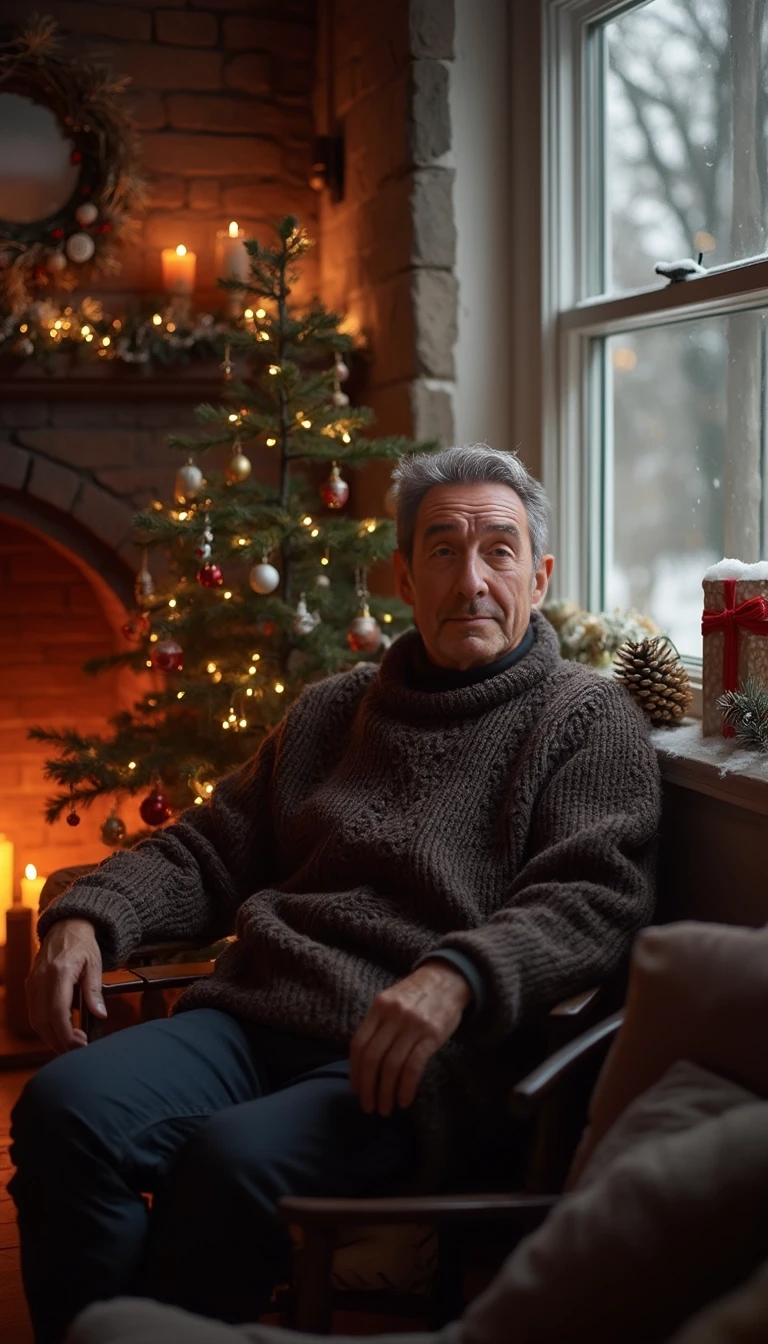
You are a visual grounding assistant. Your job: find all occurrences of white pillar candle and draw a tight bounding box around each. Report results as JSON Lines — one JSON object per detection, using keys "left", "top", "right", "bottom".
{"left": 216, "top": 221, "right": 249, "bottom": 284}
{"left": 19, "top": 863, "right": 45, "bottom": 908}
{"left": 0, "top": 833, "right": 13, "bottom": 918}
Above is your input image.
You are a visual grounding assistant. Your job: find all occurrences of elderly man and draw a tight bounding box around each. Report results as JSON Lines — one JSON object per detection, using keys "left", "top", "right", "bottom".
{"left": 10, "top": 443, "right": 661, "bottom": 1343}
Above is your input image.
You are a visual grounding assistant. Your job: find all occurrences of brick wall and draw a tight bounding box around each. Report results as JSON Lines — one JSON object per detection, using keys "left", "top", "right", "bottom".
{"left": 0, "top": 0, "right": 320, "bottom": 304}
{"left": 0, "top": 520, "right": 131, "bottom": 900}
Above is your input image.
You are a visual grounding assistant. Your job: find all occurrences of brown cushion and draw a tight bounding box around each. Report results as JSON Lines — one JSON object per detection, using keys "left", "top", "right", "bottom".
{"left": 568, "top": 920, "right": 768, "bottom": 1186}
{"left": 461, "top": 1061, "right": 768, "bottom": 1344}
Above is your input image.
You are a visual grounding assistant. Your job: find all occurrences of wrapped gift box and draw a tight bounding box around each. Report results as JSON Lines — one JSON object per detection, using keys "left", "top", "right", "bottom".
{"left": 702, "top": 559, "right": 768, "bottom": 736}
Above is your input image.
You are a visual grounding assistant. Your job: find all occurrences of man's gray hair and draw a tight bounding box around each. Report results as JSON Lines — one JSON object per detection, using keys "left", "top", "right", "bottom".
{"left": 390, "top": 443, "right": 550, "bottom": 568}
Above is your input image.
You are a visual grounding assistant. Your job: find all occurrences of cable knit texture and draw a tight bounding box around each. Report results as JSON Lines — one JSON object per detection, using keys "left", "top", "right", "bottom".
{"left": 38, "top": 612, "right": 661, "bottom": 1184}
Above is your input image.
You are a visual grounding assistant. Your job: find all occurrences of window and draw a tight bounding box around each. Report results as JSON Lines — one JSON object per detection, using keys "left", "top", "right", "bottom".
{"left": 541, "top": 0, "right": 768, "bottom": 667}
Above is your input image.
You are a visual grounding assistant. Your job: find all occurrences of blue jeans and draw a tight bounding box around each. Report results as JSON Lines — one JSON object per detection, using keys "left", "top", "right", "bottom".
{"left": 9, "top": 1009, "right": 419, "bottom": 1344}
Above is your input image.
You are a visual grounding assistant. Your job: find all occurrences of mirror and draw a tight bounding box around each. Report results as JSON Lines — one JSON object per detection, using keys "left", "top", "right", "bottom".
{"left": 0, "top": 92, "right": 79, "bottom": 224}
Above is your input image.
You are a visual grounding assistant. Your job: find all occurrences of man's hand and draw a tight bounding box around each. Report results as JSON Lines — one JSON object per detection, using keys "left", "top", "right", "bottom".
{"left": 26, "top": 919, "right": 107, "bottom": 1054}
{"left": 350, "top": 961, "right": 472, "bottom": 1117}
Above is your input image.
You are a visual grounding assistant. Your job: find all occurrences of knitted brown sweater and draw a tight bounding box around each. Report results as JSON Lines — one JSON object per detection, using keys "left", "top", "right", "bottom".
{"left": 39, "top": 612, "right": 661, "bottom": 1182}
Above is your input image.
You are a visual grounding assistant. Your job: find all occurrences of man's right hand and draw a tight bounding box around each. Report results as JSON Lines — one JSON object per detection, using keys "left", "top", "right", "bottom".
{"left": 26, "top": 919, "right": 107, "bottom": 1053}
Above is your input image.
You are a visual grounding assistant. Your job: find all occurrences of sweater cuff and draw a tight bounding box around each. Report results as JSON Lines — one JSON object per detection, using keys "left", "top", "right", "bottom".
{"left": 414, "top": 948, "right": 487, "bottom": 1021}
{"left": 37, "top": 886, "right": 143, "bottom": 970}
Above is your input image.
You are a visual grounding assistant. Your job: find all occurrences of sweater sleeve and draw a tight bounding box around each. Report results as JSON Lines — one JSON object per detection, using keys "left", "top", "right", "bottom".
{"left": 36, "top": 723, "right": 282, "bottom": 969}
{"left": 432, "top": 683, "right": 661, "bottom": 1046}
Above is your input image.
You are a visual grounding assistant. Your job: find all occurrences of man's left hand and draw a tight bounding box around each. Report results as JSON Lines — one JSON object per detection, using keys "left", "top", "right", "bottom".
{"left": 350, "top": 961, "right": 473, "bottom": 1117}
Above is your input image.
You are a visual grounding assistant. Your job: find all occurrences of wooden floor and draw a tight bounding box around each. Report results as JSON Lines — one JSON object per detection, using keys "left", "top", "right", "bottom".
{"left": 0, "top": 1066, "right": 35, "bottom": 1344}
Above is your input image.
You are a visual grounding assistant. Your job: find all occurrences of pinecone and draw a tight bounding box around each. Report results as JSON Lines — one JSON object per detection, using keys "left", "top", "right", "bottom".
{"left": 614, "top": 636, "right": 692, "bottom": 726}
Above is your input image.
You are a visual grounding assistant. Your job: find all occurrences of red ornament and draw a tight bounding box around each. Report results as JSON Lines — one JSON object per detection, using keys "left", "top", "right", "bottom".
{"left": 151, "top": 637, "right": 184, "bottom": 672}
{"left": 71, "top": 151, "right": 82, "bottom": 164}
{"left": 197, "top": 563, "right": 223, "bottom": 589}
{"left": 82, "top": 186, "right": 92, "bottom": 196}
{"left": 99, "top": 223, "right": 111, "bottom": 233}
{"left": 347, "top": 608, "right": 383, "bottom": 654}
{"left": 258, "top": 620, "right": 276, "bottom": 637}
{"left": 66, "top": 809, "right": 81, "bottom": 828}
{"left": 139, "top": 788, "right": 173, "bottom": 827}
{"left": 320, "top": 463, "right": 350, "bottom": 510}
{"left": 51, "top": 228, "right": 64, "bottom": 241}
{"left": 121, "top": 611, "right": 151, "bottom": 642}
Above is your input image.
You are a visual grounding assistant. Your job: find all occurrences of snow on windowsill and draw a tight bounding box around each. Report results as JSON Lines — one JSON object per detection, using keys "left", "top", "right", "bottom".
{"left": 651, "top": 719, "right": 768, "bottom": 814}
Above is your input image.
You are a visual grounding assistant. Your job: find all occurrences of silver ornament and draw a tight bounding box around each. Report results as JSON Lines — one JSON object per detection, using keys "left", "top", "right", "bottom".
{"left": 332, "top": 389, "right": 350, "bottom": 408}
{"left": 292, "top": 593, "right": 320, "bottom": 636}
{"left": 174, "top": 460, "right": 203, "bottom": 503}
{"left": 65, "top": 231, "right": 96, "bottom": 264}
{"left": 249, "top": 562, "right": 280, "bottom": 595}
{"left": 335, "top": 355, "right": 350, "bottom": 381}
{"left": 315, "top": 572, "right": 331, "bottom": 588}
{"left": 134, "top": 557, "right": 154, "bottom": 606}
{"left": 347, "top": 608, "right": 382, "bottom": 654}
{"left": 195, "top": 520, "right": 214, "bottom": 563}
{"left": 75, "top": 202, "right": 98, "bottom": 227}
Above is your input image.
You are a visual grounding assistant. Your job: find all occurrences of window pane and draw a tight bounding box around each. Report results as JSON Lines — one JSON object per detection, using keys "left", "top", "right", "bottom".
{"left": 603, "top": 310, "right": 767, "bottom": 659}
{"left": 597, "top": 0, "right": 768, "bottom": 295}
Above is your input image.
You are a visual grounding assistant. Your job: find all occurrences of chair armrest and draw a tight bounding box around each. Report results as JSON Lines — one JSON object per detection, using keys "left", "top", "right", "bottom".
{"left": 548, "top": 985, "right": 602, "bottom": 1018}
{"left": 277, "top": 1192, "right": 558, "bottom": 1229}
{"left": 509, "top": 1010, "right": 624, "bottom": 1118}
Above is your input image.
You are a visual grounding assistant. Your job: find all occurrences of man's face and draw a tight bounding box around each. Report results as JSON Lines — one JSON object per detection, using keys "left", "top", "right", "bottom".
{"left": 394, "top": 482, "right": 554, "bottom": 671}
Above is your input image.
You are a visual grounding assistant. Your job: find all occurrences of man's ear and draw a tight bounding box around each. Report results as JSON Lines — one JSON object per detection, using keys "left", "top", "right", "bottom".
{"left": 393, "top": 550, "right": 415, "bottom": 607}
{"left": 531, "top": 554, "right": 555, "bottom": 608}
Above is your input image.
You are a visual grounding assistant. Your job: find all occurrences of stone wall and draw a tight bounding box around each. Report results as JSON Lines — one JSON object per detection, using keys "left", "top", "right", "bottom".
{"left": 0, "top": 0, "right": 320, "bottom": 303}
{"left": 316, "top": 0, "right": 457, "bottom": 529}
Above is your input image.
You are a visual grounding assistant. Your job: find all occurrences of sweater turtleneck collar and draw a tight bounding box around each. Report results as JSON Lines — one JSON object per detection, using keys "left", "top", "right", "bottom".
{"left": 409, "top": 623, "right": 534, "bottom": 692}
{"left": 372, "top": 609, "right": 562, "bottom": 720}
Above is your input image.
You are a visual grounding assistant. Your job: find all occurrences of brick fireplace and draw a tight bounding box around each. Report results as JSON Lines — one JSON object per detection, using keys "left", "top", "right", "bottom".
{"left": 0, "top": 0, "right": 458, "bottom": 896}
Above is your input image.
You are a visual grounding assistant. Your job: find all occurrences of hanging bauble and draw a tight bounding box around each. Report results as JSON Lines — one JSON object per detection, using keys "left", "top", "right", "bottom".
{"left": 332, "top": 389, "right": 350, "bottom": 408}
{"left": 75, "top": 201, "right": 98, "bottom": 227}
{"left": 224, "top": 451, "right": 252, "bottom": 484}
{"left": 195, "top": 517, "right": 214, "bottom": 563}
{"left": 66, "top": 808, "right": 81, "bottom": 828}
{"left": 249, "top": 562, "right": 280, "bottom": 595}
{"left": 175, "top": 459, "right": 203, "bottom": 503}
{"left": 347, "top": 605, "right": 383, "bottom": 654}
{"left": 292, "top": 593, "right": 320, "bottom": 636}
{"left": 121, "top": 611, "right": 151, "bottom": 642}
{"left": 134, "top": 555, "right": 154, "bottom": 607}
{"left": 320, "top": 462, "right": 349, "bottom": 510}
{"left": 335, "top": 353, "right": 350, "bottom": 382}
{"left": 100, "top": 814, "right": 126, "bottom": 847}
{"left": 315, "top": 572, "right": 331, "bottom": 589}
{"left": 257, "top": 619, "right": 276, "bottom": 637}
{"left": 139, "top": 788, "right": 173, "bottom": 827}
{"left": 65, "top": 231, "right": 96, "bottom": 264}
{"left": 197, "top": 562, "right": 224, "bottom": 589}
{"left": 47, "top": 250, "right": 67, "bottom": 272}
{"left": 151, "top": 637, "right": 184, "bottom": 672}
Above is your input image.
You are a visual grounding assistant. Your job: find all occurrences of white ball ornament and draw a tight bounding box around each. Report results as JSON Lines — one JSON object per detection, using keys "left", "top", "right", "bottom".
{"left": 315, "top": 572, "right": 331, "bottom": 589}
{"left": 75, "top": 202, "right": 98, "bottom": 227}
{"left": 249, "top": 562, "right": 280, "bottom": 595}
{"left": 332, "top": 389, "right": 350, "bottom": 408}
{"left": 47, "top": 250, "right": 67, "bottom": 272}
{"left": 175, "top": 460, "right": 203, "bottom": 503}
{"left": 66, "top": 231, "right": 96, "bottom": 264}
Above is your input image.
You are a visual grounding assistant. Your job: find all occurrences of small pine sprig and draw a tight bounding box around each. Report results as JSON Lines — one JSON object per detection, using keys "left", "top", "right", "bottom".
{"left": 717, "top": 678, "right": 768, "bottom": 752}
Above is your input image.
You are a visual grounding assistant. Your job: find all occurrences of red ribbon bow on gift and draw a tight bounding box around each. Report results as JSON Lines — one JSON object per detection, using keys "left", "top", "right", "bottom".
{"left": 702, "top": 578, "right": 768, "bottom": 734}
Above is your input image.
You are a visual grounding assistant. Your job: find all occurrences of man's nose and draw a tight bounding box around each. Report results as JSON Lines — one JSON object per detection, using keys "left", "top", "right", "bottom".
{"left": 455, "top": 552, "right": 489, "bottom": 598}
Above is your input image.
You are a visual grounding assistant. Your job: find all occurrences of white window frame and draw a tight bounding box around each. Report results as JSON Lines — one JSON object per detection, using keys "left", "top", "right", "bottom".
{"left": 525, "top": 0, "right": 768, "bottom": 685}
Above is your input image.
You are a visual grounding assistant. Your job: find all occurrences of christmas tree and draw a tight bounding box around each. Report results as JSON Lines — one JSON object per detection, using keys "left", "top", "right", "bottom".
{"left": 31, "top": 217, "right": 434, "bottom": 845}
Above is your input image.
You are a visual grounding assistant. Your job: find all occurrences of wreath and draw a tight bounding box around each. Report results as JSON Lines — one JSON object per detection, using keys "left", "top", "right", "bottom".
{"left": 0, "top": 16, "right": 145, "bottom": 314}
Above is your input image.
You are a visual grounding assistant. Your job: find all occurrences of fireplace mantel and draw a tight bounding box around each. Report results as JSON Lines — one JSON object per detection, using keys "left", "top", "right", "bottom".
{"left": 0, "top": 366, "right": 229, "bottom": 402}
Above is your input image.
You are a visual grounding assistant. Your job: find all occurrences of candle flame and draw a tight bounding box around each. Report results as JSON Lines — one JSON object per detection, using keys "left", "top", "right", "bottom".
{"left": 175, "top": 244, "right": 187, "bottom": 257}
{"left": 228, "top": 221, "right": 239, "bottom": 237}
{"left": 25, "top": 864, "right": 37, "bottom": 880}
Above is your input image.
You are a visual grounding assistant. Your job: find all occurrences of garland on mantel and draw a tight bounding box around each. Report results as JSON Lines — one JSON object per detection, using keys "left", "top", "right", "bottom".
{"left": 0, "top": 297, "right": 234, "bottom": 369}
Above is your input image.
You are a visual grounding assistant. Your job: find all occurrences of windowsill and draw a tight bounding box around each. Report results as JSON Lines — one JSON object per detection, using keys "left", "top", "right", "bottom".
{"left": 652, "top": 720, "right": 768, "bottom": 816}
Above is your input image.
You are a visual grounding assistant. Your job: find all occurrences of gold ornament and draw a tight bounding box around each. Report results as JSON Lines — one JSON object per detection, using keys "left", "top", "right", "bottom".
{"left": 225, "top": 451, "right": 252, "bottom": 483}
{"left": 614, "top": 637, "right": 692, "bottom": 726}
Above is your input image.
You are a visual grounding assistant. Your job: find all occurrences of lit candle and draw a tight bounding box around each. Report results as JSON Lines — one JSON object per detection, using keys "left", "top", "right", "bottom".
{"left": 20, "top": 863, "right": 45, "bottom": 908}
{"left": 161, "top": 243, "right": 197, "bottom": 297}
{"left": 216, "top": 221, "right": 249, "bottom": 316}
{"left": 0, "top": 832, "right": 13, "bottom": 917}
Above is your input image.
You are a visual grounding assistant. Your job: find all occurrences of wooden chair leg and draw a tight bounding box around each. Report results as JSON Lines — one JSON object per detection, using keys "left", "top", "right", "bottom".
{"left": 291, "top": 1227, "right": 336, "bottom": 1333}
